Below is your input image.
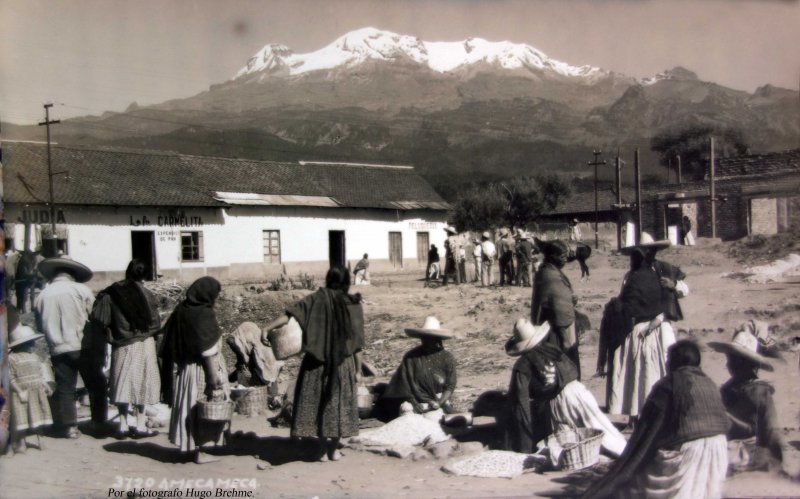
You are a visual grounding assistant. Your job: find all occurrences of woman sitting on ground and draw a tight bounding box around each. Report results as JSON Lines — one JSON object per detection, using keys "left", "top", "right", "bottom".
{"left": 710, "top": 320, "right": 783, "bottom": 470}
{"left": 374, "top": 316, "right": 457, "bottom": 421}
{"left": 498, "top": 319, "right": 626, "bottom": 457}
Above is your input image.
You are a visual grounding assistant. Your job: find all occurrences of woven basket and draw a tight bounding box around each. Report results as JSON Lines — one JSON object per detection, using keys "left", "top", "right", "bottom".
{"left": 231, "top": 386, "right": 268, "bottom": 417}
{"left": 357, "top": 387, "right": 374, "bottom": 419}
{"left": 197, "top": 399, "right": 235, "bottom": 422}
{"left": 268, "top": 317, "right": 303, "bottom": 360}
{"left": 554, "top": 427, "right": 603, "bottom": 471}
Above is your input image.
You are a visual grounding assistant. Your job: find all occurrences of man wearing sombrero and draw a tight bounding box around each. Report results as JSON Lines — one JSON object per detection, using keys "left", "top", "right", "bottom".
{"left": 442, "top": 227, "right": 463, "bottom": 285}
{"left": 710, "top": 320, "right": 783, "bottom": 470}
{"left": 34, "top": 256, "right": 96, "bottom": 439}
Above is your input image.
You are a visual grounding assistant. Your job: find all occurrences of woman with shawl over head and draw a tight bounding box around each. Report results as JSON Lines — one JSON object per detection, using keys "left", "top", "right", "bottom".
{"left": 92, "top": 259, "right": 161, "bottom": 439}
{"left": 160, "top": 276, "right": 230, "bottom": 464}
{"left": 261, "top": 266, "right": 364, "bottom": 462}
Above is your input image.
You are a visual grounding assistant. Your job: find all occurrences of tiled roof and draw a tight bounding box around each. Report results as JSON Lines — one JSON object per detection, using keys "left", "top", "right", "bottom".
{"left": 2, "top": 142, "right": 449, "bottom": 210}
{"left": 716, "top": 149, "right": 800, "bottom": 178}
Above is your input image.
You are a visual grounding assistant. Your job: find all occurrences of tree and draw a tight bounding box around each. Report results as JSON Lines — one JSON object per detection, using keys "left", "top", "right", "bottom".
{"left": 450, "top": 174, "right": 569, "bottom": 231}
{"left": 651, "top": 125, "right": 749, "bottom": 181}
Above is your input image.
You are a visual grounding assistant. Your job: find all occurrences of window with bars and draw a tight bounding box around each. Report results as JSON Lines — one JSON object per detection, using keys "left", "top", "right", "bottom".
{"left": 180, "top": 231, "right": 204, "bottom": 261}
{"left": 263, "top": 230, "right": 281, "bottom": 264}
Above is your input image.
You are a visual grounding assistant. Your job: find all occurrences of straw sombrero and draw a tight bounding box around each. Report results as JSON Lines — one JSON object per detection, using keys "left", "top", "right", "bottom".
{"left": 444, "top": 226, "right": 457, "bottom": 235}
{"left": 405, "top": 316, "right": 454, "bottom": 340}
{"left": 9, "top": 325, "right": 44, "bottom": 349}
{"left": 38, "top": 256, "right": 93, "bottom": 283}
{"left": 505, "top": 319, "right": 551, "bottom": 356}
{"left": 619, "top": 232, "right": 671, "bottom": 256}
{"left": 481, "top": 231, "right": 491, "bottom": 239}
{"left": 708, "top": 321, "right": 774, "bottom": 371}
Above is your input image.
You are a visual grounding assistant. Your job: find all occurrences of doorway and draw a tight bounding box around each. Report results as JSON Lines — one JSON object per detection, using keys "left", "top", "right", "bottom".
{"left": 416, "top": 232, "right": 429, "bottom": 263}
{"left": 329, "top": 230, "right": 346, "bottom": 269}
{"left": 131, "top": 231, "right": 157, "bottom": 281}
{"left": 389, "top": 232, "right": 403, "bottom": 268}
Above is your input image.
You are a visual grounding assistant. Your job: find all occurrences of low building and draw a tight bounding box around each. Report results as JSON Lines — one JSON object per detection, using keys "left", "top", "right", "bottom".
{"left": 3, "top": 142, "right": 451, "bottom": 288}
{"left": 641, "top": 149, "right": 800, "bottom": 242}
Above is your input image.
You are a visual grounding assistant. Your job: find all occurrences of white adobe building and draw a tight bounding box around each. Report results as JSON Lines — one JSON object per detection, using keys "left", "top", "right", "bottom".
{"left": 3, "top": 142, "right": 451, "bottom": 289}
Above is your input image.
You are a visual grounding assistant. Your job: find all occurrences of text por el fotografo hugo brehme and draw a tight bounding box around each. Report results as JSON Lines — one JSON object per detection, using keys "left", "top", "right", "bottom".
{"left": 107, "top": 477, "right": 258, "bottom": 498}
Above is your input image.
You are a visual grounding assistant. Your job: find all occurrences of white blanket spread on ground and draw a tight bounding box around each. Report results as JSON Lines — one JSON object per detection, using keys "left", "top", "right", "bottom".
{"left": 348, "top": 413, "right": 450, "bottom": 457}
{"left": 442, "top": 450, "right": 548, "bottom": 478}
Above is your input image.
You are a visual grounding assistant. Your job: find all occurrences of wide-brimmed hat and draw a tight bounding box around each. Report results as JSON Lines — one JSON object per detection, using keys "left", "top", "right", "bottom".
{"left": 38, "top": 256, "right": 93, "bottom": 283}
{"left": 9, "top": 325, "right": 44, "bottom": 349}
{"left": 405, "top": 316, "right": 454, "bottom": 340}
{"left": 708, "top": 320, "right": 774, "bottom": 371}
{"left": 444, "top": 226, "right": 457, "bottom": 235}
{"left": 481, "top": 231, "right": 491, "bottom": 239}
{"left": 534, "top": 238, "right": 569, "bottom": 258}
{"left": 505, "top": 319, "right": 551, "bottom": 356}
{"left": 619, "top": 232, "right": 671, "bottom": 256}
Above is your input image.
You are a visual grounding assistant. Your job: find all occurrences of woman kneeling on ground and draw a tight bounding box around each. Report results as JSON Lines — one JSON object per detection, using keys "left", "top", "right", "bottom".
{"left": 374, "top": 316, "right": 457, "bottom": 421}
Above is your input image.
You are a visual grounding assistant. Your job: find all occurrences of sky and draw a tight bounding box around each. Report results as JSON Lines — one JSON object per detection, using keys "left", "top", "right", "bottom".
{"left": 1, "top": 0, "right": 798, "bottom": 125}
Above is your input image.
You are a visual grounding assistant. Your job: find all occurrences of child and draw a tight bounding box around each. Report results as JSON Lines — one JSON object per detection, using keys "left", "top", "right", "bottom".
{"left": 9, "top": 325, "right": 54, "bottom": 453}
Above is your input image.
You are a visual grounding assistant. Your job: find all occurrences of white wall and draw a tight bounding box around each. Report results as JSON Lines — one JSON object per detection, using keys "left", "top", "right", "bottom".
{"left": 6, "top": 204, "right": 449, "bottom": 274}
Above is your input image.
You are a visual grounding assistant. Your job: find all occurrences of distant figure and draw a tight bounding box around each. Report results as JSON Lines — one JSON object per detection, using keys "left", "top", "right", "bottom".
{"left": 574, "top": 243, "right": 592, "bottom": 282}
{"left": 497, "top": 228, "right": 516, "bottom": 286}
{"left": 569, "top": 219, "right": 582, "bottom": 242}
{"left": 5, "top": 247, "right": 20, "bottom": 307}
{"left": 353, "top": 254, "right": 370, "bottom": 285}
{"left": 514, "top": 230, "right": 533, "bottom": 287}
{"left": 682, "top": 215, "right": 695, "bottom": 246}
{"left": 15, "top": 250, "right": 44, "bottom": 314}
{"left": 427, "top": 244, "right": 440, "bottom": 281}
{"left": 443, "top": 227, "right": 463, "bottom": 285}
{"left": 479, "top": 232, "right": 496, "bottom": 287}
{"left": 472, "top": 239, "right": 482, "bottom": 283}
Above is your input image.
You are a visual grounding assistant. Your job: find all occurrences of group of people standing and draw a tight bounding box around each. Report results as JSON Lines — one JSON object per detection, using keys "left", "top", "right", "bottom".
{"left": 429, "top": 226, "right": 540, "bottom": 287}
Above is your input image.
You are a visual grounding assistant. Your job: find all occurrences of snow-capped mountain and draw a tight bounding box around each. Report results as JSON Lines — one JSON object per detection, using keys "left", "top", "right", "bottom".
{"left": 235, "top": 27, "right": 604, "bottom": 80}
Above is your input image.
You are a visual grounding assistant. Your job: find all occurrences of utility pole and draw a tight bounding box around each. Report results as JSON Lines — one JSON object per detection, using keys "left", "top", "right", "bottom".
{"left": 38, "top": 103, "right": 61, "bottom": 256}
{"left": 677, "top": 155, "right": 682, "bottom": 185}
{"left": 635, "top": 149, "right": 642, "bottom": 245}
{"left": 710, "top": 137, "right": 716, "bottom": 239}
{"left": 588, "top": 150, "right": 607, "bottom": 250}
{"left": 615, "top": 151, "right": 623, "bottom": 250}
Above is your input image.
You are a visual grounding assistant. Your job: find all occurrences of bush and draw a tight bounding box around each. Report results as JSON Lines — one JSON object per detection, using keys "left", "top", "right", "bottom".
{"left": 265, "top": 273, "right": 317, "bottom": 291}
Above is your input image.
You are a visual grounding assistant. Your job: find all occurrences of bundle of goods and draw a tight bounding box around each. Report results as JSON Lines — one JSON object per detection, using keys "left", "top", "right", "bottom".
{"left": 230, "top": 385, "right": 268, "bottom": 417}
{"left": 268, "top": 317, "right": 303, "bottom": 360}
{"left": 442, "top": 450, "right": 548, "bottom": 478}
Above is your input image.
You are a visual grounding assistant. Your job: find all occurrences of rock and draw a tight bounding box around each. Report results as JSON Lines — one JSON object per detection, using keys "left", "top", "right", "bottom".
{"left": 257, "top": 463, "right": 269, "bottom": 470}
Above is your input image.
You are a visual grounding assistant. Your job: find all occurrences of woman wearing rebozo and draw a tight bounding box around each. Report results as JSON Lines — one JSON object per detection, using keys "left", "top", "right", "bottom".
{"left": 262, "top": 266, "right": 364, "bottom": 462}
{"left": 160, "top": 276, "right": 230, "bottom": 464}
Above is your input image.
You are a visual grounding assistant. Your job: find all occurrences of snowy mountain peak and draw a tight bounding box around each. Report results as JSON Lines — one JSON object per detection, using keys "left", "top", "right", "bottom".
{"left": 235, "top": 27, "right": 604, "bottom": 79}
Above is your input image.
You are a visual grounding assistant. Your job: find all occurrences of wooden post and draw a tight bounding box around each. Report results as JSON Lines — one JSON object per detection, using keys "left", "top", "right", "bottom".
{"left": 710, "top": 137, "right": 716, "bottom": 239}
{"left": 616, "top": 152, "right": 622, "bottom": 250}
{"left": 677, "top": 155, "right": 682, "bottom": 185}
{"left": 635, "top": 149, "right": 642, "bottom": 244}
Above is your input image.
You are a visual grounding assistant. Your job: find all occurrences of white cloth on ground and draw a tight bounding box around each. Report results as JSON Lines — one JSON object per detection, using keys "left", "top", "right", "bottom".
{"left": 549, "top": 380, "right": 627, "bottom": 457}
{"left": 609, "top": 317, "right": 676, "bottom": 417}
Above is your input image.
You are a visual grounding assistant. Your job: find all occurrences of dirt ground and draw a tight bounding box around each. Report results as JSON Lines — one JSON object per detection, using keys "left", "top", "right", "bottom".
{"left": 3, "top": 237, "right": 800, "bottom": 498}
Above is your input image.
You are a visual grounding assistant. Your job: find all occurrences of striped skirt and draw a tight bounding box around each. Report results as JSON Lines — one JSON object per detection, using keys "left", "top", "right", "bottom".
{"left": 110, "top": 336, "right": 161, "bottom": 406}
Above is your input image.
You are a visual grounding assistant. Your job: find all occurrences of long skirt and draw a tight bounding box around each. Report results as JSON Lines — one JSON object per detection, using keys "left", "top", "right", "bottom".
{"left": 110, "top": 337, "right": 160, "bottom": 406}
{"left": 626, "top": 434, "right": 728, "bottom": 499}
{"left": 168, "top": 351, "right": 230, "bottom": 453}
{"left": 609, "top": 318, "right": 675, "bottom": 417}
{"left": 549, "top": 381, "right": 627, "bottom": 457}
{"left": 291, "top": 354, "right": 359, "bottom": 439}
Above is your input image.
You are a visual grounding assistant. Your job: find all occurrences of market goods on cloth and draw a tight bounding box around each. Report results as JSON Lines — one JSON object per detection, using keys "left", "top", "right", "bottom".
{"left": 442, "top": 450, "right": 548, "bottom": 478}
{"left": 348, "top": 412, "right": 450, "bottom": 458}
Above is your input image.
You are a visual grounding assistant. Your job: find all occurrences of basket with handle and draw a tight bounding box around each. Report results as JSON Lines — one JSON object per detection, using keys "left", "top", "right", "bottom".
{"left": 197, "top": 395, "right": 235, "bottom": 422}
{"left": 268, "top": 317, "right": 303, "bottom": 360}
{"left": 553, "top": 427, "right": 603, "bottom": 471}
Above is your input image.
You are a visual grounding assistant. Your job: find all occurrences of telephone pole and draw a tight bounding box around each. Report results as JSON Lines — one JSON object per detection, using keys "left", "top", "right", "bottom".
{"left": 38, "top": 103, "right": 61, "bottom": 256}
{"left": 635, "top": 149, "right": 642, "bottom": 245}
{"left": 615, "top": 151, "right": 624, "bottom": 250}
{"left": 588, "top": 150, "right": 607, "bottom": 250}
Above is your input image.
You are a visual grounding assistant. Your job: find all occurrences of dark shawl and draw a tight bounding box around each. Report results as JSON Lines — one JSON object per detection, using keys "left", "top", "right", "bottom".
{"left": 382, "top": 344, "right": 457, "bottom": 405}
{"left": 505, "top": 343, "right": 578, "bottom": 453}
{"left": 287, "top": 287, "right": 364, "bottom": 397}
{"left": 620, "top": 266, "right": 663, "bottom": 325}
{"left": 159, "top": 277, "right": 223, "bottom": 402}
{"left": 531, "top": 262, "right": 575, "bottom": 328}
{"left": 92, "top": 280, "right": 160, "bottom": 347}
{"left": 653, "top": 259, "right": 686, "bottom": 321}
{"left": 721, "top": 377, "right": 783, "bottom": 460}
